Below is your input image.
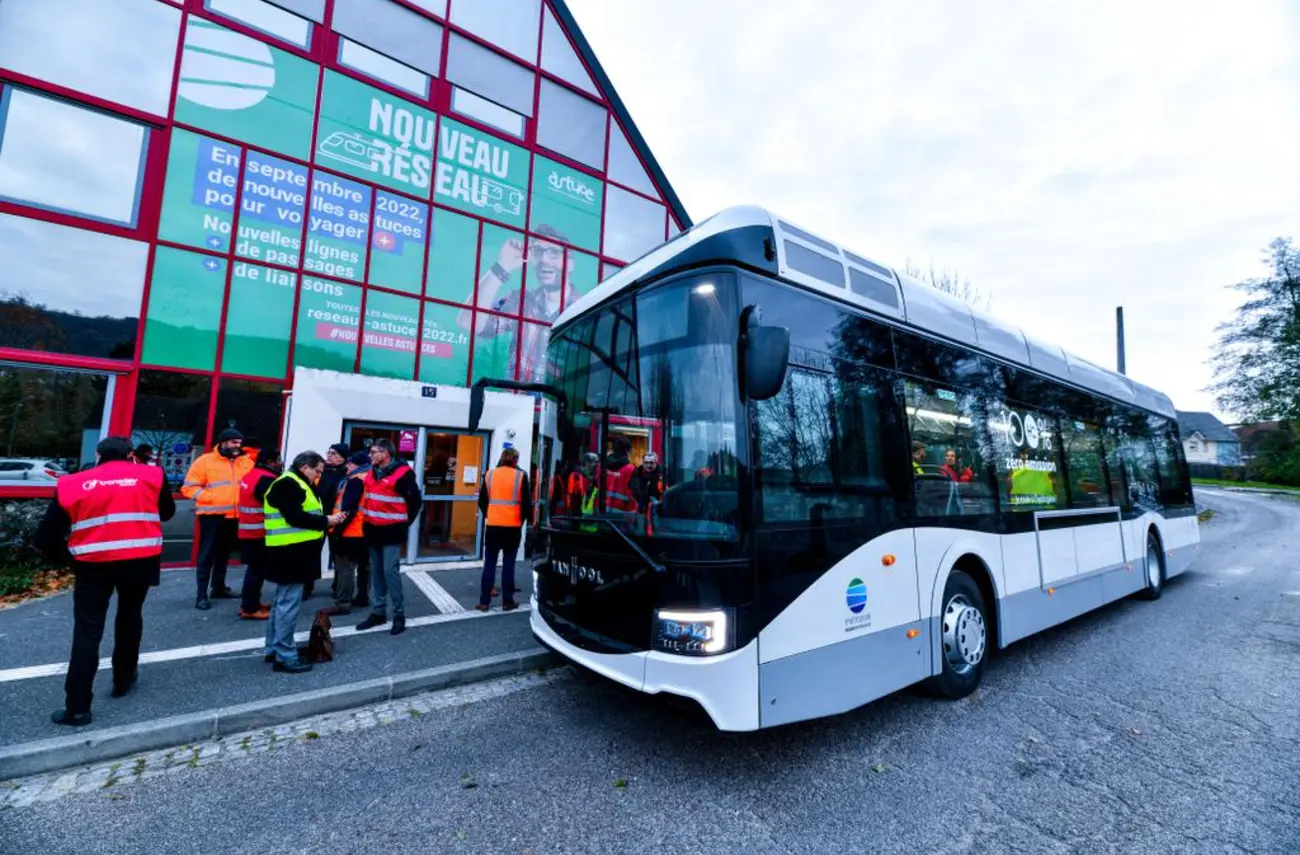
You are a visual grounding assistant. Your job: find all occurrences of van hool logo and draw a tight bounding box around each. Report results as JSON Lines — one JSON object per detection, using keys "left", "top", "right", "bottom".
{"left": 845, "top": 577, "right": 871, "bottom": 633}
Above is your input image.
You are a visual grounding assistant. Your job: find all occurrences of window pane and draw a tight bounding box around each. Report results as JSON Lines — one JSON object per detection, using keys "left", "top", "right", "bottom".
{"left": 471, "top": 313, "right": 517, "bottom": 381}
{"left": 523, "top": 235, "right": 566, "bottom": 321}
{"left": 293, "top": 276, "right": 361, "bottom": 371}
{"left": 434, "top": 117, "right": 530, "bottom": 228}
{"left": 175, "top": 19, "right": 320, "bottom": 160}
{"left": 989, "top": 401, "right": 1065, "bottom": 512}
{"left": 606, "top": 122, "right": 655, "bottom": 196}
{"left": 530, "top": 156, "right": 603, "bottom": 253}
{"left": 450, "top": 87, "right": 525, "bottom": 138}
{"left": 519, "top": 322, "right": 549, "bottom": 382}
{"left": 360, "top": 289, "right": 419, "bottom": 379}
{"left": 305, "top": 170, "right": 371, "bottom": 282}
{"left": 157, "top": 130, "right": 240, "bottom": 253}
{"left": 237, "top": 150, "right": 308, "bottom": 266}
{"left": 370, "top": 191, "right": 429, "bottom": 294}
{"left": 1150, "top": 417, "right": 1192, "bottom": 506}
{"left": 540, "top": 6, "right": 597, "bottom": 96}
{"left": 445, "top": 34, "right": 536, "bottom": 117}
{"left": 536, "top": 81, "right": 606, "bottom": 169}
{"left": 476, "top": 224, "right": 526, "bottom": 311}
{"left": 222, "top": 262, "right": 296, "bottom": 377}
{"left": 213, "top": 378, "right": 283, "bottom": 447}
{"left": 141, "top": 247, "right": 227, "bottom": 371}
{"left": 0, "top": 366, "right": 108, "bottom": 474}
{"left": 333, "top": 0, "right": 443, "bottom": 77}
{"left": 425, "top": 207, "right": 479, "bottom": 303}
{"left": 0, "top": 0, "right": 182, "bottom": 116}
{"left": 448, "top": 0, "right": 540, "bottom": 62}
{"left": 905, "top": 380, "right": 996, "bottom": 517}
{"left": 314, "top": 70, "right": 437, "bottom": 197}
{"left": 599, "top": 261, "right": 621, "bottom": 282}
{"left": 338, "top": 39, "right": 430, "bottom": 98}
{"left": 0, "top": 214, "right": 146, "bottom": 359}
{"left": 131, "top": 369, "right": 212, "bottom": 485}
{"left": 566, "top": 251, "right": 600, "bottom": 302}
{"left": 266, "top": 0, "right": 325, "bottom": 21}
{"left": 0, "top": 88, "right": 148, "bottom": 227}
{"left": 205, "top": 0, "right": 312, "bottom": 49}
{"left": 1060, "top": 418, "right": 1109, "bottom": 507}
{"left": 602, "top": 185, "right": 665, "bottom": 262}
{"left": 419, "top": 301, "right": 470, "bottom": 385}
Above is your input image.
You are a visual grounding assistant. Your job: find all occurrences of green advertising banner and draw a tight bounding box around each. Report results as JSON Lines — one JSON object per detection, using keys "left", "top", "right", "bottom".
{"left": 476, "top": 224, "right": 525, "bottom": 311}
{"left": 315, "top": 71, "right": 436, "bottom": 198}
{"left": 369, "top": 191, "right": 428, "bottom": 295}
{"left": 471, "top": 315, "right": 517, "bottom": 383}
{"left": 235, "top": 151, "right": 307, "bottom": 268}
{"left": 359, "top": 289, "right": 419, "bottom": 380}
{"left": 567, "top": 250, "right": 601, "bottom": 299}
{"left": 293, "top": 276, "right": 362, "bottom": 372}
{"left": 174, "top": 19, "right": 319, "bottom": 160}
{"left": 529, "top": 156, "right": 603, "bottom": 252}
{"left": 157, "top": 130, "right": 242, "bottom": 253}
{"left": 222, "top": 262, "right": 296, "bottom": 377}
{"left": 141, "top": 247, "right": 227, "bottom": 371}
{"left": 305, "top": 171, "right": 370, "bottom": 282}
{"left": 425, "top": 207, "right": 479, "bottom": 303}
{"left": 435, "top": 117, "right": 529, "bottom": 229}
{"left": 419, "top": 301, "right": 470, "bottom": 386}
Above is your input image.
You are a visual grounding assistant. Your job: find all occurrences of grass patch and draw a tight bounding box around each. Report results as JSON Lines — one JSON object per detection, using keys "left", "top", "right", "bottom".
{"left": 0, "top": 566, "right": 72, "bottom": 604}
{"left": 1193, "top": 478, "right": 1297, "bottom": 491}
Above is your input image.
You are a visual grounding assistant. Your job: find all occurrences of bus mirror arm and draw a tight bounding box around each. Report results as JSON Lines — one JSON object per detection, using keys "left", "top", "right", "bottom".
{"left": 468, "top": 378, "right": 571, "bottom": 438}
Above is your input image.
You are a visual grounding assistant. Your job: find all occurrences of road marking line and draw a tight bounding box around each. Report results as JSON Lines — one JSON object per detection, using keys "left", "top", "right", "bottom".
{"left": 0, "top": 605, "right": 530, "bottom": 683}
{"left": 408, "top": 571, "right": 466, "bottom": 614}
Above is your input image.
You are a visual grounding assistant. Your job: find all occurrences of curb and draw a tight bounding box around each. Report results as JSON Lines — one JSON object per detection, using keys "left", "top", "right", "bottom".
{"left": 0, "top": 648, "right": 560, "bottom": 782}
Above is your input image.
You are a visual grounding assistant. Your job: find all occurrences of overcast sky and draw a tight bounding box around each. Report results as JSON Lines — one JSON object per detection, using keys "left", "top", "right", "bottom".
{"left": 566, "top": 0, "right": 1300, "bottom": 422}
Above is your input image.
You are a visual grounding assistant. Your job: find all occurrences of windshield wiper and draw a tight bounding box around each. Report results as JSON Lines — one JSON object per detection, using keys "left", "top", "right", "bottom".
{"left": 547, "top": 518, "right": 664, "bottom": 574}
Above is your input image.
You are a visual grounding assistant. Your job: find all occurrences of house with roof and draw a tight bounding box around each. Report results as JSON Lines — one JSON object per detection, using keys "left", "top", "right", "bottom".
{"left": 1176, "top": 412, "right": 1242, "bottom": 465}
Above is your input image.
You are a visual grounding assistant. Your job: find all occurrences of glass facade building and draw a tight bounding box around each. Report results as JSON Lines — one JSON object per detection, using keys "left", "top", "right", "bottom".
{"left": 0, "top": 0, "right": 688, "bottom": 545}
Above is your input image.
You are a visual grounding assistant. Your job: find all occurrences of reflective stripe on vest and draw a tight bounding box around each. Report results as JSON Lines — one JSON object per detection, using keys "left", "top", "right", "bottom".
{"left": 236, "top": 467, "right": 275, "bottom": 541}
{"left": 332, "top": 473, "right": 366, "bottom": 538}
{"left": 55, "top": 460, "right": 165, "bottom": 563}
{"left": 485, "top": 467, "right": 523, "bottom": 527}
{"left": 263, "top": 472, "right": 325, "bottom": 547}
{"left": 604, "top": 466, "right": 636, "bottom": 511}
{"left": 361, "top": 464, "right": 412, "bottom": 527}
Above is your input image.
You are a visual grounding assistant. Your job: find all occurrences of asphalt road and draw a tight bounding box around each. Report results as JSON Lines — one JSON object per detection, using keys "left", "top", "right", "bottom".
{"left": 3, "top": 490, "right": 1298, "bottom": 854}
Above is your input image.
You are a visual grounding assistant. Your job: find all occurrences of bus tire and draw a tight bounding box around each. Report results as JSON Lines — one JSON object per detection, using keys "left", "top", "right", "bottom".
{"left": 927, "top": 569, "right": 988, "bottom": 699}
{"left": 1137, "top": 532, "right": 1164, "bottom": 600}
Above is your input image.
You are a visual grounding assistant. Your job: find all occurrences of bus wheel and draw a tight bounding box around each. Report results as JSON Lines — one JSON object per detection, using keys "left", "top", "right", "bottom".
{"left": 1137, "top": 533, "right": 1164, "bottom": 600}
{"left": 928, "top": 570, "right": 988, "bottom": 699}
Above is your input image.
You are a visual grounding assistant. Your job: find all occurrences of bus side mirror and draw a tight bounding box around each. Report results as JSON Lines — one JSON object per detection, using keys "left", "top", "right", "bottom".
{"left": 745, "top": 325, "right": 790, "bottom": 401}
{"left": 468, "top": 384, "right": 485, "bottom": 434}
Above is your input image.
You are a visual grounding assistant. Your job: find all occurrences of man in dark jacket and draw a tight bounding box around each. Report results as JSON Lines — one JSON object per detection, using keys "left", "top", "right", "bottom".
{"left": 317, "top": 442, "right": 350, "bottom": 601}
{"left": 628, "top": 451, "right": 665, "bottom": 509}
{"left": 261, "top": 450, "right": 344, "bottom": 673}
{"left": 36, "top": 436, "right": 176, "bottom": 725}
{"left": 355, "top": 439, "right": 422, "bottom": 635}
{"left": 325, "top": 451, "right": 370, "bottom": 614}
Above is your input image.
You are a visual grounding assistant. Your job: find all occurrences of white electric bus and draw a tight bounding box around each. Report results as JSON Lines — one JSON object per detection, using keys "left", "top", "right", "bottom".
{"left": 470, "top": 206, "right": 1200, "bottom": 731}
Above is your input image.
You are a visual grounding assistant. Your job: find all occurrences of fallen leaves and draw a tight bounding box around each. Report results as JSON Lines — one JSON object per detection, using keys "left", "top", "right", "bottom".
{"left": 0, "top": 568, "right": 73, "bottom": 607}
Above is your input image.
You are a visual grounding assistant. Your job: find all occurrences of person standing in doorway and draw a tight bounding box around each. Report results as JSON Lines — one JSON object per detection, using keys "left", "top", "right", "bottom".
{"left": 262, "top": 451, "right": 344, "bottom": 673}
{"left": 476, "top": 446, "right": 531, "bottom": 612}
{"left": 326, "top": 451, "right": 371, "bottom": 614}
{"left": 355, "top": 439, "right": 421, "bottom": 635}
{"left": 235, "top": 448, "right": 282, "bottom": 620}
{"left": 182, "top": 428, "right": 253, "bottom": 610}
{"left": 36, "top": 437, "right": 175, "bottom": 725}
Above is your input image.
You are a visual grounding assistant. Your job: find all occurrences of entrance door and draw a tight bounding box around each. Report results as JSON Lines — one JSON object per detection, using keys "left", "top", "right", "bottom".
{"left": 415, "top": 431, "right": 487, "bottom": 562}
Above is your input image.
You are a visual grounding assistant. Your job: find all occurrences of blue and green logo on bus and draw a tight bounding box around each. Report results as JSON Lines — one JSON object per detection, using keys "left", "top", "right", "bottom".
{"left": 846, "top": 578, "right": 868, "bottom": 614}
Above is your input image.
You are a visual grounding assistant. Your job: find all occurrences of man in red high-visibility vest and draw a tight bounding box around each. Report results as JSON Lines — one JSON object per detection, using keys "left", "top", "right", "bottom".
{"left": 476, "top": 445, "right": 532, "bottom": 612}
{"left": 36, "top": 436, "right": 176, "bottom": 726}
{"left": 235, "top": 448, "right": 283, "bottom": 620}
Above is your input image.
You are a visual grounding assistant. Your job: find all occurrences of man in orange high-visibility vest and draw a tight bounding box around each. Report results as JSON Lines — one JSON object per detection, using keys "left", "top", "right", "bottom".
{"left": 36, "top": 436, "right": 176, "bottom": 726}
{"left": 182, "top": 428, "right": 254, "bottom": 611}
{"left": 475, "top": 445, "right": 532, "bottom": 612}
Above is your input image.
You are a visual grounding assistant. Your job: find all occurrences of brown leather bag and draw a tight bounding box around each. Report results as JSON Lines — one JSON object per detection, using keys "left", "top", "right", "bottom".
{"left": 307, "top": 609, "right": 334, "bottom": 663}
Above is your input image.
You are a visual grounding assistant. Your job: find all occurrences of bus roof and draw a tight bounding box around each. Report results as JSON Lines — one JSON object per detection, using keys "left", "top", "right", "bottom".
{"left": 556, "top": 206, "right": 1176, "bottom": 420}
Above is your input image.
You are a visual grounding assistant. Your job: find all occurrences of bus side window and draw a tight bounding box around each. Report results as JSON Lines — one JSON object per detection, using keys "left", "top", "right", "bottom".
{"left": 1059, "top": 419, "right": 1110, "bottom": 508}
{"left": 902, "top": 380, "right": 996, "bottom": 518}
{"left": 986, "top": 397, "right": 1066, "bottom": 513}
{"left": 1149, "top": 415, "right": 1192, "bottom": 507}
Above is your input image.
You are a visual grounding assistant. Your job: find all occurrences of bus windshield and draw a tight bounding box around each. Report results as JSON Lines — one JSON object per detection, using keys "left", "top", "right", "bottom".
{"left": 544, "top": 273, "right": 741, "bottom": 541}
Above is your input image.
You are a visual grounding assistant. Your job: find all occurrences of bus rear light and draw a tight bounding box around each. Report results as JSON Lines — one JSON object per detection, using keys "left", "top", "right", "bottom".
{"left": 882, "top": 554, "right": 896, "bottom": 566}
{"left": 906, "top": 628, "right": 920, "bottom": 639}
{"left": 1047, "top": 588, "right": 1055, "bottom": 596}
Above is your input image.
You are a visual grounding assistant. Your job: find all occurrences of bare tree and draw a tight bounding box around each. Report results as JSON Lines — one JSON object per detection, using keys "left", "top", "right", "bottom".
{"left": 902, "top": 259, "right": 991, "bottom": 312}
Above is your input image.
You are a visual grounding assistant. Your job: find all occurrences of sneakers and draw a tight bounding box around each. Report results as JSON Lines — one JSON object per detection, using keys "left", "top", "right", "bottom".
{"left": 355, "top": 613, "right": 387, "bottom": 631}
{"left": 239, "top": 606, "right": 270, "bottom": 620}
{"left": 390, "top": 615, "right": 406, "bottom": 636}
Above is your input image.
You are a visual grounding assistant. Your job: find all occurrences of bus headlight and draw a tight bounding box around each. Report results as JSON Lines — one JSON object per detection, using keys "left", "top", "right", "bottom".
{"left": 653, "top": 609, "right": 732, "bottom": 656}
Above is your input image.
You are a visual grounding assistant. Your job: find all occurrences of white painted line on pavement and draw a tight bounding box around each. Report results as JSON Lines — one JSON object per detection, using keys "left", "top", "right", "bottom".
{"left": 408, "top": 571, "right": 466, "bottom": 614}
{"left": 0, "top": 603, "right": 530, "bottom": 683}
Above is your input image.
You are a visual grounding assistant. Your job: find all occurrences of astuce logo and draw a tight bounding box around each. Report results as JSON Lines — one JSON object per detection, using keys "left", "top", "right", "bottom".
{"left": 845, "top": 577, "right": 871, "bottom": 633}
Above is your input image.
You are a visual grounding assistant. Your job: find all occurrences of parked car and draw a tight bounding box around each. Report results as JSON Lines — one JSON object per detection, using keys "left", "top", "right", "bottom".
{"left": 0, "top": 458, "right": 67, "bottom": 481}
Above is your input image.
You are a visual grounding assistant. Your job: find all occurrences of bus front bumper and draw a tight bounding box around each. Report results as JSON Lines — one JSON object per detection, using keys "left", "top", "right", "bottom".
{"left": 530, "top": 606, "right": 760, "bottom": 731}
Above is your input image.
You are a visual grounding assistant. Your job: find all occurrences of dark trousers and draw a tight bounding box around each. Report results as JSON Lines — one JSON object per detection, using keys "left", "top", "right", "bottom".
{"left": 196, "top": 515, "right": 237, "bottom": 597}
{"left": 480, "top": 526, "right": 522, "bottom": 606}
{"left": 239, "top": 538, "right": 267, "bottom": 612}
{"left": 65, "top": 569, "right": 150, "bottom": 713}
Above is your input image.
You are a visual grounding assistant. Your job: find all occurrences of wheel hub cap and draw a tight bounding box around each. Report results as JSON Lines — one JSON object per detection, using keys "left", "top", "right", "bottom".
{"left": 1148, "top": 547, "right": 1160, "bottom": 587}
{"left": 942, "top": 596, "right": 986, "bottom": 672}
